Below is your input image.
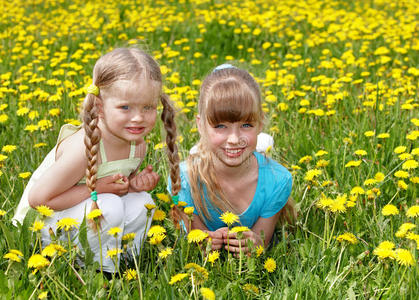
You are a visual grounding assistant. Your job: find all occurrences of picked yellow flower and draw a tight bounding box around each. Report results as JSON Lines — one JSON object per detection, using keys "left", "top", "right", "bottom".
{"left": 220, "top": 211, "right": 239, "bottom": 226}
{"left": 187, "top": 229, "right": 208, "bottom": 243}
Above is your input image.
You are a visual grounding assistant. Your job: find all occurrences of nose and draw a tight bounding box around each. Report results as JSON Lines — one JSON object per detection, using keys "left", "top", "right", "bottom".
{"left": 227, "top": 129, "right": 240, "bottom": 144}
{"left": 131, "top": 110, "right": 144, "bottom": 122}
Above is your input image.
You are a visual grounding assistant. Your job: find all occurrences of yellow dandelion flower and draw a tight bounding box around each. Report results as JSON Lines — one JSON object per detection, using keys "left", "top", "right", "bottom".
{"left": 207, "top": 250, "right": 220, "bottom": 265}
{"left": 106, "top": 248, "right": 123, "bottom": 258}
{"left": 1, "top": 145, "right": 17, "bottom": 153}
{"left": 0, "top": 210, "right": 5, "bottom": 217}
{"left": 336, "top": 232, "right": 358, "bottom": 244}
{"left": 395, "top": 249, "right": 415, "bottom": 266}
{"left": 316, "top": 159, "right": 329, "bottom": 168}
{"left": 220, "top": 211, "right": 239, "bottom": 226}
{"left": 152, "top": 209, "right": 166, "bottom": 221}
{"left": 122, "top": 232, "right": 136, "bottom": 241}
{"left": 158, "top": 247, "right": 173, "bottom": 259}
{"left": 184, "top": 206, "right": 194, "bottom": 215}
{"left": 19, "top": 172, "right": 31, "bottom": 179}
{"left": 394, "top": 146, "right": 407, "bottom": 154}
{"left": 376, "top": 241, "right": 395, "bottom": 250}
{"left": 38, "top": 291, "right": 48, "bottom": 299}
{"left": 200, "top": 287, "right": 215, "bottom": 300}
{"left": 304, "top": 169, "right": 322, "bottom": 181}
{"left": 149, "top": 234, "right": 166, "bottom": 245}
{"left": 169, "top": 273, "right": 188, "bottom": 285}
{"left": 230, "top": 226, "right": 250, "bottom": 233}
{"left": 315, "top": 150, "right": 328, "bottom": 157}
{"left": 374, "top": 172, "right": 385, "bottom": 182}
{"left": 406, "top": 206, "right": 419, "bottom": 218}
{"left": 147, "top": 225, "right": 166, "bottom": 237}
{"left": 345, "top": 160, "right": 362, "bottom": 168}
{"left": 350, "top": 186, "right": 365, "bottom": 195}
{"left": 316, "top": 194, "right": 334, "bottom": 210}
{"left": 410, "top": 177, "right": 419, "bottom": 184}
{"left": 156, "top": 193, "right": 170, "bottom": 203}
{"left": 124, "top": 268, "right": 137, "bottom": 280}
{"left": 36, "top": 205, "right": 54, "bottom": 217}
{"left": 108, "top": 227, "right": 122, "bottom": 236}
{"left": 28, "top": 254, "right": 50, "bottom": 270}
{"left": 243, "top": 283, "right": 259, "bottom": 295}
{"left": 56, "top": 218, "right": 79, "bottom": 231}
{"left": 395, "top": 223, "right": 416, "bottom": 238}
{"left": 398, "top": 153, "right": 413, "bottom": 160}
{"left": 382, "top": 204, "right": 399, "bottom": 216}
{"left": 178, "top": 201, "right": 187, "bottom": 207}
{"left": 87, "top": 209, "right": 102, "bottom": 220}
{"left": 42, "top": 244, "right": 67, "bottom": 257}
{"left": 187, "top": 229, "right": 209, "bottom": 243}
{"left": 298, "top": 155, "right": 312, "bottom": 164}
{"left": 364, "top": 178, "right": 377, "bottom": 186}
{"left": 264, "top": 257, "right": 276, "bottom": 273}
{"left": 354, "top": 149, "right": 367, "bottom": 156}
{"left": 256, "top": 245, "right": 264, "bottom": 257}
{"left": 394, "top": 170, "right": 409, "bottom": 178}
{"left": 402, "top": 160, "right": 418, "bottom": 170}
{"left": 373, "top": 246, "right": 396, "bottom": 260}
{"left": 364, "top": 131, "right": 375, "bottom": 137}
{"left": 185, "top": 263, "right": 209, "bottom": 282}
{"left": 29, "top": 220, "right": 45, "bottom": 232}
{"left": 377, "top": 133, "right": 390, "bottom": 139}
{"left": 144, "top": 203, "right": 156, "bottom": 210}
{"left": 411, "top": 148, "right": 419, "bottom": 156}
{"left": 329, "top": 194, "right": 347, "bottom": 213}
{"left": 3, "top": 252, "right": 22, "bottom": 262}
{"left": 397, "top": 180, "right": 408, "bottom": 190}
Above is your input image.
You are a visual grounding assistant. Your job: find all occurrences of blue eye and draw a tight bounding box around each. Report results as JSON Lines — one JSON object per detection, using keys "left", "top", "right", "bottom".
{"left": 242, "top": 123, "right": 253, "bottom": 128}
{"left": 214, "top": 124, "right": 226, "bottom": 129}
{"left": 120, "top": 105, "right": 129, "bottom": 110}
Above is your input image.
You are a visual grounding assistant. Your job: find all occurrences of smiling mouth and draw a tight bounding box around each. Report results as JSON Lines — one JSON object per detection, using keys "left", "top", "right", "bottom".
{"left": 126, "top": 127, "right": 145, "bottom": 134}
{"left": 223, "top": 148, "right": 245, "bottom": 157}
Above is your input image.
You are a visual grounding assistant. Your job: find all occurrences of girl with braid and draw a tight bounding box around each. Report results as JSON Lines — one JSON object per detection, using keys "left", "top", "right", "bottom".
{"left": 170, "top": 64, "right": 295, "bottom": 254}
{"left": 13, "top": 48, "right": 180, "bottom": 272}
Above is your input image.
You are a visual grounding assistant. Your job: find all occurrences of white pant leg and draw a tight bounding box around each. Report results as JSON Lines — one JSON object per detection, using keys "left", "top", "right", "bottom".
{"left": 121, "top": 192, "right": 155, "bottom": 254}
{"left": 42, "top": 193, "right": 125, "bottom": 273}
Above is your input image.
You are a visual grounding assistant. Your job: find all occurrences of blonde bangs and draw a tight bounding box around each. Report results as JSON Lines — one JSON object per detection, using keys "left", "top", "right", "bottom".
{"left": 205, "top": 79, "right": 261, "bottom": 126}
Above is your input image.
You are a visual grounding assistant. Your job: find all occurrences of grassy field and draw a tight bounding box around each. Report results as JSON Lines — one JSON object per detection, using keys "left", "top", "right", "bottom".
{"left": 0, "top": 0, "right": 418, "bottom": 299}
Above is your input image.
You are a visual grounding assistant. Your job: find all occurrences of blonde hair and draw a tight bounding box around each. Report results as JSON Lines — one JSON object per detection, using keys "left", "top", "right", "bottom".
{"left": 187, "top": 67, "right": 264, "bottom": 220}
{"left": 82, "top": 48, "right": 180, "bottom": 228}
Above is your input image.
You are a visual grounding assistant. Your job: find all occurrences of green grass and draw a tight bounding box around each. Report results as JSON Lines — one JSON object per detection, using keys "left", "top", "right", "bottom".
{"left": 0, "top": 0, "right": 418, "bottom": 299}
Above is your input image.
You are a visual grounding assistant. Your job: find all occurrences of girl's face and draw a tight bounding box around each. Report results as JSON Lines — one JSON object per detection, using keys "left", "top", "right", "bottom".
{"left": 98, "top": 79, "right": 159, "bottom": 144}
{"left": 199, "top": 117, "right": 261, "bottom": 168}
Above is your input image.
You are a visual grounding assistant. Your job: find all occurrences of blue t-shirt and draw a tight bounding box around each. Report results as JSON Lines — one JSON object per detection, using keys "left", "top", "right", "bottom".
{"left": 168, "top": 152, "right": 292, "bottom": 231}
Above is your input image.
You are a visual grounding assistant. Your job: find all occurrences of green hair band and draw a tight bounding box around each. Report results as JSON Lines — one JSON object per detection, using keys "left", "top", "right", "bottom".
{"left": 172, "top": 195, "right": 179, "bottom": 205}
{"left": 91, "top": 191, "right": 98, "bottom": 202}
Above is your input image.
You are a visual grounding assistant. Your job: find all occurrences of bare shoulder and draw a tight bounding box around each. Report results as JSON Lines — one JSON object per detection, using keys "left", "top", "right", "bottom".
{"left": 56, "top": 129, "right": 87, "bottom": 168}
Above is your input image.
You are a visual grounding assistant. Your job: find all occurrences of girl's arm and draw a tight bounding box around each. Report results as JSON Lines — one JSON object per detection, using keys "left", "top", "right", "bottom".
{"left": 28, "top": 134, "right": 129, "bottom": 211}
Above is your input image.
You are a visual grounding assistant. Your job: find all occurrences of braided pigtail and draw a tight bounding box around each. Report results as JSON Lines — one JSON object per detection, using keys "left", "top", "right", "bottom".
{"left": 160, "top": 93, "right": 185, "bottom": 229}
{"left": 82, "top": 92, "right": 103, "bottom": 230}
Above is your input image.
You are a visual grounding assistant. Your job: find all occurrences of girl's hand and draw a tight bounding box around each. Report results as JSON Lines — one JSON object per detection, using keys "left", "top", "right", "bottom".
{"left": 96, "top": 173, "right": 129, "bottom": 196}
{"left": 206, "top": 227, "right": 228, "bottom": 250}
{"left": 223, "top": 230, "right": 263, "bottom": 254}
{"left": 129, "top": 165, "right": 160, "bottom": 192}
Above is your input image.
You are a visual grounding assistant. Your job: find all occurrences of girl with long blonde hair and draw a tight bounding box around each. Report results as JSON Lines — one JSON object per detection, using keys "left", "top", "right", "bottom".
{"left": 14, "top": 48, "right": 180, "bottom": 272}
